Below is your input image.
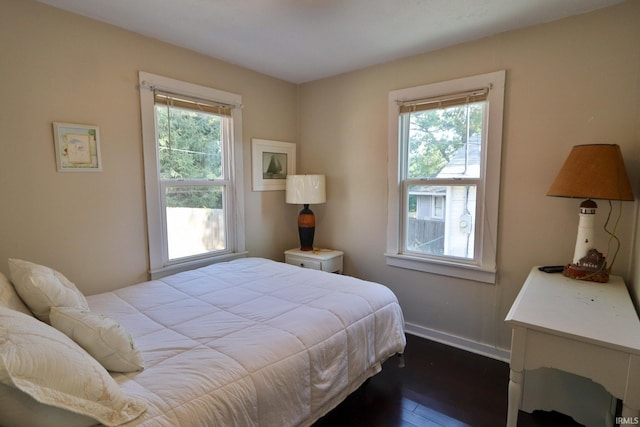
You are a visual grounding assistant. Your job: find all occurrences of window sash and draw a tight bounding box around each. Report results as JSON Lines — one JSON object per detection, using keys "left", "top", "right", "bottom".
{"left": 399, "top": 101, "right": 486, "bottom": 181}
{"left": 154, "top": 104, "right": 225, "bottom": 181}
{"left": 401, "top": 181, "right": 483, "bottom": 263}
{"left": 160, "top": 181, "right": 229, "bottom": 262}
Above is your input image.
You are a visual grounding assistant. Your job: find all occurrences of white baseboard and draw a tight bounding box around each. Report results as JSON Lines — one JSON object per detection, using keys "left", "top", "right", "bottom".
{"left": 404, "top": 321, "right": 511, "bottom": 362}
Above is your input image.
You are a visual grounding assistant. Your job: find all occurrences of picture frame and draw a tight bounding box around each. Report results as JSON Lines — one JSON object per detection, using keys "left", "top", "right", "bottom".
{"left": 53, "top": 122, "right": 102, "bottom": 172}
{"left": 251, "top": 138, "right": 296, "bottom": 191}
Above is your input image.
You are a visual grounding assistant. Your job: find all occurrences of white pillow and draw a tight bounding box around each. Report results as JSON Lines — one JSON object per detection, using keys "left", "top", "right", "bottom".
{"left": 50, "top": 306, "right": 144, "bottom": 373}
{"left": 8, "top": 258, "right": 89, "bottom": 323}
{"left": 0, "top": 383, "right": 97, "bottom": 427}
{"left": 0, "top": 272, "right": 32, "bottom": 316}
{"left": 0, "top": 307, "right": 147, "bottom": 426}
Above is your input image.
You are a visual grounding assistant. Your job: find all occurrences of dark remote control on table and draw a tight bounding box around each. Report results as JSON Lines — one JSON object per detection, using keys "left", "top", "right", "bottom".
{"left": 538, "top": 265, "right": 565, "bottom": 273}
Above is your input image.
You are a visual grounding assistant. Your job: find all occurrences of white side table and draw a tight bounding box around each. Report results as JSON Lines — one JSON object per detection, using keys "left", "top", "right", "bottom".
{"left": 505, "top": 267, "right": 640, "bottom": 427}
{"left": 284, "top": 248, "right": 344, "bottom": 274}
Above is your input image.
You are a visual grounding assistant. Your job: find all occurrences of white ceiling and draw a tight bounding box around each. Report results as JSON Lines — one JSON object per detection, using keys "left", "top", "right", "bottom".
{"left": 37, "top": 0, "right": 625, "bottom": 83}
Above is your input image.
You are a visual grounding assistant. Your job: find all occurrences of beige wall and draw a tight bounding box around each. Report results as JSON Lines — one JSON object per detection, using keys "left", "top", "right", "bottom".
{"left": 298, "top": 0, "right": 640, "bottom": 352}
{"left": 0, "top": 0, "right": 299, "bottom": 295}
{"left": 633, "top": 40, "right": 640, "bottom": 308}
{"left": 1, "top": 0, "right": 639, "bottom": 354}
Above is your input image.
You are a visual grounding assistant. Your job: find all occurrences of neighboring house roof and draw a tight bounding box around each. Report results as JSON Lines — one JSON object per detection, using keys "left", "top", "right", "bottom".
{"left": 436, "top": 135, "right": 482, "bottom": 179}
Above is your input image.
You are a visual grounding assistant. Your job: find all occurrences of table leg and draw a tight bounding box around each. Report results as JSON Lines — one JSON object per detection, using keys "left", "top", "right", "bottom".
{"left": 605, "top": 398, "right": 617, "bottom": 427}
{"left": 507, "top": 369, "right": 523, "bottom": 427}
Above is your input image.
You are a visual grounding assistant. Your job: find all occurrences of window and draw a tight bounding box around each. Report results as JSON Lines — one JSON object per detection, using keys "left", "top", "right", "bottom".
{"left": 139, "top": 72, "right": 246, "bottom": 278}
{"left": 386, "top": 71, "right": 505, "bottom": 283}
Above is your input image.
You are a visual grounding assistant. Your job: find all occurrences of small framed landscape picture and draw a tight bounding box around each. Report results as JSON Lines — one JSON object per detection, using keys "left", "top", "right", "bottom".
{"left": 53, "top": 122, "right": 102, "bottom": 172}
{"left": 251, "top": 138, "right": 296, "bottom": 191}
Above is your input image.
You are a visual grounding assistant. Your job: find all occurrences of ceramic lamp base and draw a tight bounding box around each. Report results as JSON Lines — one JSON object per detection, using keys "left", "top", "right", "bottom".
{"left": 298, "top": 204, "right": 315, "bottom": 251}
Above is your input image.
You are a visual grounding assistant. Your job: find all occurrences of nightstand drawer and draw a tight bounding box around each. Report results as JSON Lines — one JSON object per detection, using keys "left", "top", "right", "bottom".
{"left": 318, "top": 256, "right": 343, "bottom": 274}
{"left": 284, "top": 248, "right": 344, "bottom": 274}
{"left": 285, "top": 255, "right": 322, "bottom": 270}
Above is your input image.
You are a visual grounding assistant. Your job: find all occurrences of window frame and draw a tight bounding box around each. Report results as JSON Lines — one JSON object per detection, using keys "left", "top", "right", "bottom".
{"left": 431, "top": 195, "right": 445, "bottom": 220}
{"left": 386, "top": 70, "right": 505, "bottom": 284}
{"left": 139, "top": 72, "right": 246, "bottom": 279}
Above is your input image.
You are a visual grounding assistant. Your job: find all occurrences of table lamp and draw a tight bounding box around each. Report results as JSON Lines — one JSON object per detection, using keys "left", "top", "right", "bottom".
{"left": 547, "top": 144, "right": 634, "bottom": 282}
{"left": 286, "top": 175, "right": 326, "bottom": 251}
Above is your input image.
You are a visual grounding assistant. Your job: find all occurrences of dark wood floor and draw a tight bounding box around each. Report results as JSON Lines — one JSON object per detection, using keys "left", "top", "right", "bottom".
{"left": 313, "top": 334, "right": 585, "bottom": 427}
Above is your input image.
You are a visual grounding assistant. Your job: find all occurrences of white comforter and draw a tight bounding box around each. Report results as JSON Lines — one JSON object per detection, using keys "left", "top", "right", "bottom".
{"left": 86, "top": 258, "right": 406, "bottom": 427}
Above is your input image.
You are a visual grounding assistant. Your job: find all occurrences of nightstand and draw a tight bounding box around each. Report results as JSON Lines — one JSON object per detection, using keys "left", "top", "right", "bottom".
{"left": 284, "top": 248, "right": 344, "bottom": 274}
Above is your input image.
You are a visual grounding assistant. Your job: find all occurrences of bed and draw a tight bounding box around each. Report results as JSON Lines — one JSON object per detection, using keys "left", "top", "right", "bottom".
{"left": 0, "top": 257, "right": 406, "bottom": 427}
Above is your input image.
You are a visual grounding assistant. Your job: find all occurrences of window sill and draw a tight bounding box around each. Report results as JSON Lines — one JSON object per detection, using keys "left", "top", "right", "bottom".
{"left": 150, "top": 251, "right": 248, "bottom": 280}
{"left": 385, "top": 253, "right": 496, "bottom": 284}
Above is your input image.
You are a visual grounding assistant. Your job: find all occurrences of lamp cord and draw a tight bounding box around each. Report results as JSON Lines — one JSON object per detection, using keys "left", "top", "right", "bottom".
{"left": 604, "top": 199, "right": 623, "bottom": 273}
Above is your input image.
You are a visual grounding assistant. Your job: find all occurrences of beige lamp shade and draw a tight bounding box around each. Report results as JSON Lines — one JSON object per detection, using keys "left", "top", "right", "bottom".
{"left": 286, "top": 175, "right": 326, "bottom": 205}
{"left": 547, "top": 144, "right": 634, "bottom": 201}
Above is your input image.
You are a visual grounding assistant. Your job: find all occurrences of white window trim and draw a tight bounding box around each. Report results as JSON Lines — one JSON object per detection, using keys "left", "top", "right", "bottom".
{"left": 385, "top": 70, "right": 505, "bottom": 284}
{"left": 139, "top": 71, "right": 246, "bottom": 278}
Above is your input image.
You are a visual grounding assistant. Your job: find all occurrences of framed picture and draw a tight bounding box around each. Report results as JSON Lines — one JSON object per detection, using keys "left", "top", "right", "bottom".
{"left": 251, "top": 138, "right": 296, "bottom": 191}
{"left": 53, "top": 122, "right": 102, "bottom": 172}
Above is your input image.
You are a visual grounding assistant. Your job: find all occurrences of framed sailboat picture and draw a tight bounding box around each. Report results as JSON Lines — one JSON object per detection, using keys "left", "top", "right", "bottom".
{"left": 251, "top": 139, "right": 296, "bottom": 191}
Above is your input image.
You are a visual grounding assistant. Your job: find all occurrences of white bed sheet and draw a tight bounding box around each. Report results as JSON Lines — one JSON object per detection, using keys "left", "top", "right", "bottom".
{"left": 87, "top": 257, "right": 406, "bottom": 427}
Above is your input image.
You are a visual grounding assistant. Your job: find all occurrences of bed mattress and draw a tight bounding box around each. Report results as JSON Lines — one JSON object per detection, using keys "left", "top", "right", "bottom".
{"left": 86, "top": 257, "right": 406, "bottom": 426}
